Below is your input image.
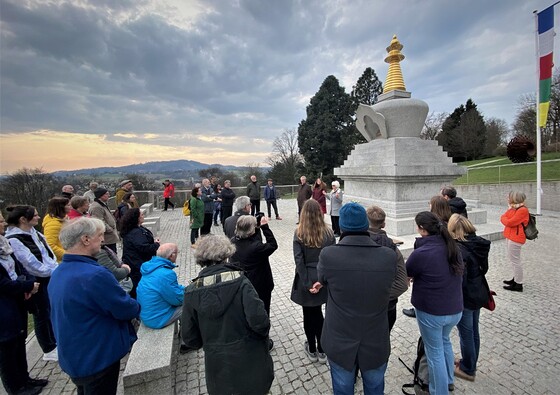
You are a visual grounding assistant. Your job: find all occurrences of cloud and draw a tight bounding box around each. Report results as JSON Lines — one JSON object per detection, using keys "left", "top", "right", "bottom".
{"left": 0, "top": 0, "right": 557, "bottom": 173}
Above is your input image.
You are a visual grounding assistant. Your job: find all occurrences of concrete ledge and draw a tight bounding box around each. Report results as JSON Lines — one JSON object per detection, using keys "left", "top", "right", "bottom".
{"left": 140, "top": 203, "right": 154, "bottom": 215}
{"left": 143, "top": 216, "right": 160, "bottom": 231}
{"left": 123, "top": 322, "right": 177, "bottom": 395}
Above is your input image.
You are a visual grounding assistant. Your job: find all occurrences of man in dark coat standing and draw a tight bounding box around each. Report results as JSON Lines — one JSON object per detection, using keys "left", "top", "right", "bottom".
{"left": 220, "top": 180, "right": 236, "bottom": 226}
{"left": 296, "top": 176, "right": 312, "bottom": 222}
{"left": 310, "top": 202, "right": 396, "bottom": 394}
{"left": 246, "top": 175, "right": 261, "bottom": 215}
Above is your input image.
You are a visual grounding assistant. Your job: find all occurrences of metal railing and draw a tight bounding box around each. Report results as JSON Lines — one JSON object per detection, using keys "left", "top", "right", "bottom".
{"left": 461, "top": 159, "right": 560, "bottom": 185}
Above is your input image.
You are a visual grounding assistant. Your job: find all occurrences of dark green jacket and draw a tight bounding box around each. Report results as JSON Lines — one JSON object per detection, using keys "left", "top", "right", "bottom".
{"left": 189, "top": 197, "right": 204, "bottom": 229}
{"left": 182, "top": 264, "right": 274, "bottom": 395}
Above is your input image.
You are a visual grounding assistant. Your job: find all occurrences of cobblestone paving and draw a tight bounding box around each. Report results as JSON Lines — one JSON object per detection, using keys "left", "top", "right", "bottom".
{"left": 13, "top": 200, "right": 560, "bottom": 395}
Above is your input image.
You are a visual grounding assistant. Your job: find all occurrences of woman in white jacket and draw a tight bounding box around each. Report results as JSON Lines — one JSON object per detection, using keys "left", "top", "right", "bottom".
{"left": 326, "top": 181, "right": 344, "bottom": 237}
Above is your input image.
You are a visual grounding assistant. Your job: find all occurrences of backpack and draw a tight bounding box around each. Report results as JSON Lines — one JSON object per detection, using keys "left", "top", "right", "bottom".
{"left": 523, "top": 213, "right": 538, "bottom": 240}
{"left": 183, "top": 199, "right": 191, "bottom": 216}
{"left": 399, "top": 337, "right": 429, "bottom": 395}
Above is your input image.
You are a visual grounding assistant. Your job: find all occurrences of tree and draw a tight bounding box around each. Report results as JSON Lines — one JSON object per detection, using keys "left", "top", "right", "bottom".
{"left": 243, "top": 163, "right": 265, "bottom": 185}
{"left": 484, "top": 118, "right": 509, "bottom": 156}
{"left": 124, "top": 173, "right": 159, "bottom": 191}
{"left": 198, "top": 167, "right": 225, "bottom": 181}
{"left": 0, "top": 168, "right": 61, "bottom": 215}
{"left": 351, "top": 67, "right": 383, "bottom": 106}
{"left": 266, "top": 129, "right": 304, "bottom": 184}
{"left": 437, "top": 99, "right": 487, "bottom": 161}
{"left": 298, "top": 75, "right": 362, "bottom": 180}
{"left": 421, "top": 111, "right": 448, "bottom": 140}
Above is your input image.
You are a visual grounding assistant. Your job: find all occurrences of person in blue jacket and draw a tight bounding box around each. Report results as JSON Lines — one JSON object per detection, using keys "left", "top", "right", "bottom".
{"left": 48, "top": 217, "right": 140, "bottom": 395}
{"left": 137, "top": 243, "right": 185, "bottom": 329}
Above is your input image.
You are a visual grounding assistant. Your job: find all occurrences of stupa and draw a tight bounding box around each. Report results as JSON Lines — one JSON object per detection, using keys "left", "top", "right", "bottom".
{"left": 335, "top": 36, "right": 474, "bottom": 236}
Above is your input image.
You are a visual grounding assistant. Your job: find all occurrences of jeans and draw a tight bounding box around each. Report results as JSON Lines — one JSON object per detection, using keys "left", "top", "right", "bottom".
{"left": 416, "top": 309, "right": 462, "bottom": 395}
{"left": 457, "top": 308, "right": 480, "bottom": 376}
{"left": 72, "top": 360, "right": 120, "bottom": 395}
{"left": 329, "top": 359, "right": 387, "bottom": 395}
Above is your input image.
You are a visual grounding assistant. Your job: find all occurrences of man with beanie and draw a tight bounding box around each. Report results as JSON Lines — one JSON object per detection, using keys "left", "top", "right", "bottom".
{"left": 310, "top": 202, "right": 397, "bottom": 394}
{"left": 88, "top": 188, "right": 119, "bottom": 253}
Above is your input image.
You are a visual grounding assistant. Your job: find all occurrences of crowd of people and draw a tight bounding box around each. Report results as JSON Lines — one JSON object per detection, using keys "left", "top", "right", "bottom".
{"left": 0, "top": 175, "right": 534, "bottom": 395}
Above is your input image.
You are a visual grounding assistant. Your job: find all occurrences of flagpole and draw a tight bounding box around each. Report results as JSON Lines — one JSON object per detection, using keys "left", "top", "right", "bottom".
{"left": 534, "top": 10, "right": 542, "bottom": 215}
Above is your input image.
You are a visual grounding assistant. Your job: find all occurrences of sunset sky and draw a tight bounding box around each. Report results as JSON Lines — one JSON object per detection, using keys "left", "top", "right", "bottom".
{"left": 1, "top": 0, "right": 558, "bottom": 174}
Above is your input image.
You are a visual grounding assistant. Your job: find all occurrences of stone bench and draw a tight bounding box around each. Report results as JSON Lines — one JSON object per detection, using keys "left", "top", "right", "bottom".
{"left": 123, "top": 322, "right": 178, "bottom": 394}
{"left": 143, "top": 216, "right": 161, "bottom": 232}
{"left": 140, "top": 203, "right": 154, "bottom": 215}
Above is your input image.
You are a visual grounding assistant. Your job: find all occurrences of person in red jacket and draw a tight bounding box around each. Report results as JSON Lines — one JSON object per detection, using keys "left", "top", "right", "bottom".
{"left": 163, "top": 180, "right": 175, "bottom": 211}
{"left": 500, "top": 191, "right": 529, "bottom": 292}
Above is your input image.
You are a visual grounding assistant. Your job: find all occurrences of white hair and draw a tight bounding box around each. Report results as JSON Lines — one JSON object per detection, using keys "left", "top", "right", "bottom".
{"left": 60, "top": 217, "right": 104, "bottom": 249}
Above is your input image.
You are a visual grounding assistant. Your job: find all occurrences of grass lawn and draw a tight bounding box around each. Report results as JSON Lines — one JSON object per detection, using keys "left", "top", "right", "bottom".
{"left": 454, "top": 152, "right": 560, "bottom": 185}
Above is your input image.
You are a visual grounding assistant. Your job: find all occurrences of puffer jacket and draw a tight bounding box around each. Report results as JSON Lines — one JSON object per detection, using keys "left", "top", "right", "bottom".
{"left": 501, "top": 205, "right": 529, "bottom": 244}
{"left": 42, "top": 215, "right": 66, "bottom": 262}
{"left": 458, "top": 234, "right": 491, "bottom": 310}
{"left": 137, "top": 256, "right": 184, "bottom": 329}
{"left": 182, "top": 264, "right": 273, "bottom": 395}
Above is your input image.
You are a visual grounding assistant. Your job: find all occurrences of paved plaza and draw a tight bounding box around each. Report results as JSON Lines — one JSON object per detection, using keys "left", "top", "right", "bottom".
{"left": 11, "top": 199, "right": 560, "bottom": 394}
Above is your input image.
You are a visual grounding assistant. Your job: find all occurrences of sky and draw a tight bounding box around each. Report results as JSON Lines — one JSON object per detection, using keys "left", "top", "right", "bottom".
{"left": 1, "top": 0, "right": 558, "bottom": 174}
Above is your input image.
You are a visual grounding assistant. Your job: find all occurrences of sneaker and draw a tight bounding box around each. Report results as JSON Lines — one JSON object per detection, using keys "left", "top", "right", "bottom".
{"left": 317, "top": 351, "right": 327, "bottom": 363}
{"left": 454, "top": 365, "right": 475, "bottom": 382}
{"left": 42, "top": 347, "right": 58, "bottom": 362}
{"left": 402, "top": 308, "right": 416, "bottom": 318}
{"left": 503, "top": 278, "right": 515, "bottom": 285}
{"left": 304, "top": 340, "right": 318, "bottom": 362}
{"left": 276, "top": 216, "right": 282, "bottom": 220}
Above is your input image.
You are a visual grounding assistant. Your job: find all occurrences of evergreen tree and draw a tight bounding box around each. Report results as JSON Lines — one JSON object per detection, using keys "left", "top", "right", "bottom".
{"left": 351, "top": 67, "right": 383, "bottom": 106}
{"left": 437, "top": 99, "right": 487, "bottom": 161}
{"left": 298, "top": 75, "right": 361, "bottom": 180}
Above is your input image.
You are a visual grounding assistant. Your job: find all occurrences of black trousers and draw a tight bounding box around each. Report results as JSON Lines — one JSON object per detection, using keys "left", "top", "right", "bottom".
{"left": 201, "top": 213, "right": 213, "bottom": 235}
{"left": 331, "top": 215, "right": 340, "bottom": 235}
{"left": 32, "top": 277, "right": 57, "bottom": 353}
{"left": 388, "top": 307, "right": 397, "bottom": 332}
{"left": 221, "top": 206, "right": 233, "bottom": 225}
{"left": 163, "top": 198, "right": 174, "bottom": 210}
{"left": 266, "top": 200, "right": 279, "bottom": 218}
{"left": 250, "top": 199, "right": 260, "bottom": 215}
{"left": 302, "top": 306, "right": 324, "bottom": 353}
{"left": 0, "top": 334, "right": 28, "bottom": 393}
{"left": 190, "top": 228, "right": 199, "bottom": 245}
{"left": 71, "top": 360, "right": 120, "bottom": 395}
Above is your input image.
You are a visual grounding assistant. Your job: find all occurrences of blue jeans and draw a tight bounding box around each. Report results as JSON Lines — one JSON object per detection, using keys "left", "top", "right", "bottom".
{"left": 416, "top": 309, "right": 462, "bottom": 395}
{"left": 457, "top": 308, "right": 480, "bottom": 376}
{"left": 328, "top": 359, "right": 387, "bottom": 395}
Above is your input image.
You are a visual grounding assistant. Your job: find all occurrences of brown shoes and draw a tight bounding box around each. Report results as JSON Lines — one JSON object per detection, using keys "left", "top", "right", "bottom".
{"left": 454, "top": 365, "right": 475, "bottom": 382}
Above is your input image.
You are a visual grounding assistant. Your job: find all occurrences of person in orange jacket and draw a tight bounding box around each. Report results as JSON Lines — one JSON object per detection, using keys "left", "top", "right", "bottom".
{"left": 500, "top": 191, "right": 529, "bottom": 292}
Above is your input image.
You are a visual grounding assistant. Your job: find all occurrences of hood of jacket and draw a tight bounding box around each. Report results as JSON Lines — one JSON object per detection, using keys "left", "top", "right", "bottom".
{"left": 186, "top": 264, "right": 243, "bottom": 319}
{"left": 459, "top": 234, "right": 491, "bottom": 263}
{"left": 140, "top": 256, "right": 177, "bottom": 275}
{"left": 448, "top": 197, "right": 467, "bottom": 212}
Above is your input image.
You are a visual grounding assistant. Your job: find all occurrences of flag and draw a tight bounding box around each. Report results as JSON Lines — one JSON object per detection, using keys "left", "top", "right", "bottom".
{"left": 538, "top": 6, "right": 555, "bottom": 127}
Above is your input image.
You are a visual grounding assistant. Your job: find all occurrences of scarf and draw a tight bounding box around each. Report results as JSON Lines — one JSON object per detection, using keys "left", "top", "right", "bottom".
{"left": 0, "top": 234, "right": 14, "bottom": 257}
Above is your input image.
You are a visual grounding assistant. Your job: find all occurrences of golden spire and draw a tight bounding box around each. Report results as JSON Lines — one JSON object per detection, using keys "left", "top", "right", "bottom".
{"left": 383, "top": 35, "right": 406, "bottom": 94}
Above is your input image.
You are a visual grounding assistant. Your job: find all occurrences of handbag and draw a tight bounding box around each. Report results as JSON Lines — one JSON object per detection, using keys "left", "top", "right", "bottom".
{"left": 483, "top": 289, "right": 497, "bottom": 311}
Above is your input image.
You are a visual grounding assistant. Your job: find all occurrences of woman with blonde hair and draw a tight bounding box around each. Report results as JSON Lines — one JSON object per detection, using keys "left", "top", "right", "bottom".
{"left": 500, "top": 191, "right": 529, "bottom": 292}
{"left": 448, "top": 214, "right": 491, "bottom": 382}
{"left": 42, "top": 197, "right": 71, "bottom": 262}
{"left": 291, "top": 199, "right": 335, "bottom": 363}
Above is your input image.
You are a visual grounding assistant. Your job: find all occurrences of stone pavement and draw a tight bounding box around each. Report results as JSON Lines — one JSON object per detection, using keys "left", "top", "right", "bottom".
{"left": 11, "top": 200, "right": 560, "bottom": 394}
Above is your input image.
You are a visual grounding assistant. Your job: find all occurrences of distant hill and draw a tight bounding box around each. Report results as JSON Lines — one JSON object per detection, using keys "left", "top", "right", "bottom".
{"left": 52, "top": 160, "right": 246, "bottom": 177}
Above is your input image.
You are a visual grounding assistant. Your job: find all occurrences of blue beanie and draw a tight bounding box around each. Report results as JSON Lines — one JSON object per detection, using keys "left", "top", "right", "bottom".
{"left": 339, "top": 202, "right": 369, "bottom": 232}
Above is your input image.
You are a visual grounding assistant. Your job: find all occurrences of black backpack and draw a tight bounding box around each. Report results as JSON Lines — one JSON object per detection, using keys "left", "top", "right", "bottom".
{"left": 523, "top": 213, "right": 538, "bottom": 240}
{"left": 399, "top": 337, "right": 429, "bottom": 395}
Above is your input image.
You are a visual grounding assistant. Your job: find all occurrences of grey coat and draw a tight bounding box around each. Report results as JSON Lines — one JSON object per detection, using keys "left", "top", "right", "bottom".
{"left": 326, "top": 189, "right": 344, "bottom": 216}
{"left": 318, "top": 233, "right": 396, "bottom": 371}
{"left": 290, "top": 230, "right": 336, "bottom": 307}
{"left": 200, "top": 186, "right": 216, "bottom": 214}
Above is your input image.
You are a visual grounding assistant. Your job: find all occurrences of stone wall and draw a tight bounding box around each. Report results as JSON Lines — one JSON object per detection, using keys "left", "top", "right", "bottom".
{"left": 456, "top": 181, "right": 560, "bottom": 211}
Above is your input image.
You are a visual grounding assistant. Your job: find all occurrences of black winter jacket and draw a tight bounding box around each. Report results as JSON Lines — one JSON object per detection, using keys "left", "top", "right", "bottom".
{"left": 458, "top": 234, "right": 491, "bottom": 310}
{"left": 230, "top": 224, "right": 278, "bottom": 298}
{"left": 0, "top": 254, "right": 36, "bottom": 341}
{"left": 122, "top": 226, "right": 160, "bottom": 271}
{"left": 182, "top": 264, "right": 274, "bottom": 395}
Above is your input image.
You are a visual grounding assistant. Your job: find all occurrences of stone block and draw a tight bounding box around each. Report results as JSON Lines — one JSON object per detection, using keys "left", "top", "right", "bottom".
{"left": 123, "top": 322, "right": 177, "bottom": 395}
